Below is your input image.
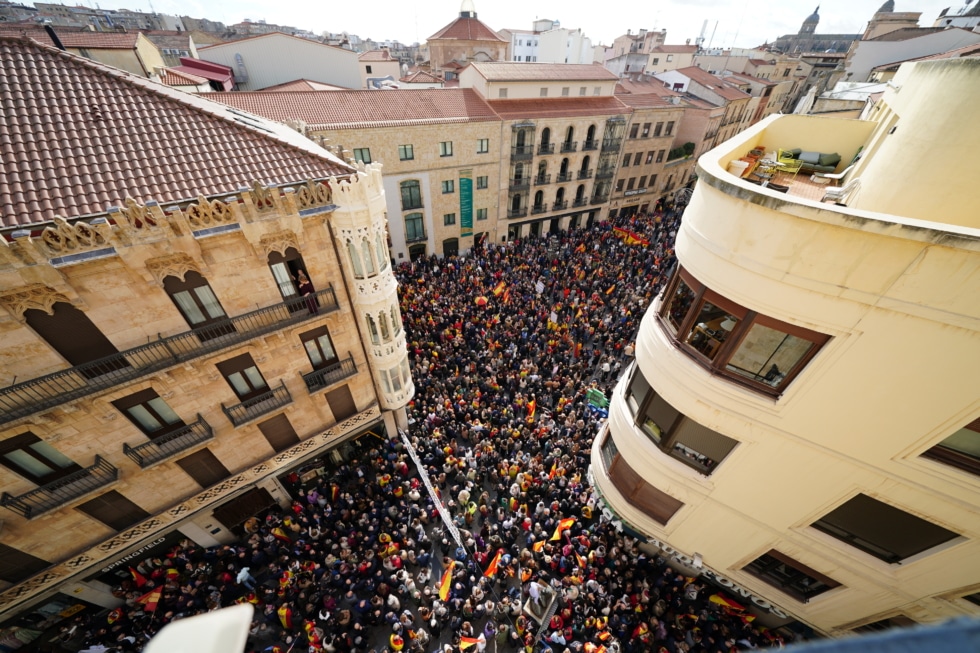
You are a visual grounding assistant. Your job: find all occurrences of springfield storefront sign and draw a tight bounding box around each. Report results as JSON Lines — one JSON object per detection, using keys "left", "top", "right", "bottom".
{"left": 588, "top": 468, "right": 790, "bottom": 619}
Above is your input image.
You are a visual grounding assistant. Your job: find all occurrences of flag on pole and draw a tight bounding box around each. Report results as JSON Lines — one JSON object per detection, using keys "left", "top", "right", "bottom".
{"left": 460, "top": 637, "right": 480, "bottom": 650}
{"left": 492, "top": 281, "right": 506, "bottom": 296}
{"left": 278, "top": 604, "right": 293, "bottom": 629}
{"left": 271, "top": 527, "right": 291, "bottom": 543}
{"left": 533, "top": 540, "right": 546, "bottom": 552}
{"left": 548, "top": 462, "right": 557, "bottom": 480}
{"left": 129, "top": 566, "right": 148, "bottom": 588}
{"left": 439, "top": 561, "right": 455, "bottom": 601}
{"left": 484, "top": 549, "right": 503, "bottom": 578}
{"left": 137, "top": 588, "right": 162, "bottom": 613}
{"left": 576, "top": 552, "right": 588, "bottom": 569}
{"left": 527, "top": 399, "right": 536, "bottom": 419}
{"left": 551, "top": 517, "right": 576, "bottom": 540}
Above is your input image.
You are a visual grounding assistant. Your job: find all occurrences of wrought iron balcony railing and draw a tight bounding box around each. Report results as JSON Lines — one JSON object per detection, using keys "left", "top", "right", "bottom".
{"left": 560, "top": 141, "right": 578, "bottom": 153}
{"left": 0, "top": 288, "right": 337, "bottom": 426}
{"left": 533, "top": 174, "right": 552, "bottom": 186}
{"left": 123, "top": 415, "right": 214, "bottom": 468}
{"left": 1, "top": 455, "right": 118, "bottom": 519}
{"left": 572, "top": 198, "right": 589, "bottom": 207}
{"left": 301, "top": 355, "right": 358, "bottom": 394}
{"left": 537, "top": 143, "right": 555, "bottom": 155}
{"left": 553, "top": 200, "right": 568, "bottom": 211}
{"left": 511, "top": 145, "right": 534, "bottom": 160}
{"left": 530, "top": 204, "right": 548, "bottom": 215}
{"left": 582, "top": 139, "right": 599, "bottom": 151}
{"left": 507, "top": 208, "right": 527, "bottom": 219}
{"left": 601, "top": 139, "right": 622, "bottom": 152}
{"left": 221, "top": 381, "right": 293, "bottom": 427}
{"left": 596, "top": 168, "right": 615, "bottom": 179}
{"left": 578, "top": 169, "right": 593, "bottom": 180}
{"left": 509, "top": 178, "right": 530, "bottom": 190}
{"left": 556, "top": 172, "right": 574, "bottom": 183}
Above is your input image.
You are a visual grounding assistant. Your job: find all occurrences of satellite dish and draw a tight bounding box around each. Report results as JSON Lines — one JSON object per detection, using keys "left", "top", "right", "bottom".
{"left": 144, "top": 604, "right": 253, "bottom": 653}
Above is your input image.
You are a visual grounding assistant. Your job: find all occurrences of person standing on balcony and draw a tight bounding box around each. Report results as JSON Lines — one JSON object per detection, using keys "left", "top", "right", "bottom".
{"left": 296, "top": 270, "right": 317, "bottom": 314}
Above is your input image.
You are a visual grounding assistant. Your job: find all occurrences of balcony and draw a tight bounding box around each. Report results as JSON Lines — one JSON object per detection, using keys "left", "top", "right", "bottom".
{"left": 405, "top": 231, "right": 427, "bottom": 243}
{"left": 301, "top": 355, "right": 357, "bottom": 394}
{"left": 534, "top": 174, "right": 552, "bottom": 186}
{"left": 556, "top": 172, "right": 574, "bottom": 183}
{"left": 553, "top": 200, "right": 568, "bottom": 211}
{"left": 582, "top": 139, "right": 599, "bottom": 151}
{"left": 537, "top": 143, "right": 555, "bottom": 155}
{"left": 596, "top": 168, "right": 615, "bottom": 179}
{"left": 221, "top": 380, "right": 292, "bottom": 427}
{"left": 509, "top": 178, "right": 530, "bottom": 190}
{"left": 0, "top": 288, "right": 338, "bottom": 426}
{"left": 578, "top": 169, "right": 593, "bottom": 180}
{"left": 560, "top": 141, "right": 578, "bottom": 153}
{"left": 531, "top": 204, "right": 548, "bottom": 215}
{"left": 1, "top": 455, "right": 118, "bottom": 519}
{"left": 511, "top": 145, "right": 534, "bottom": 160}
{"left": 123, "top": 415, "right": 214, "bottom": 469}
{"left": 573, "top": 198, "right": 588, "bottom": 207}
{"left": 591, "top": 195, "right": 610, "bottom": 205}
{"left": 601, "top": 139, "right": 622, "bottom": 152}
{"left": 507, "top": 208, "right": 527, "bottom": 219}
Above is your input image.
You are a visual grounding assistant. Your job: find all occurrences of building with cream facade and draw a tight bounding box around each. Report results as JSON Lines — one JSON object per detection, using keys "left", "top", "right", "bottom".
{"left": 0, "top": 36, "right": 412, "bottom": 637}
{"left": 591, "top": 57, "right": 980, "bottom": 637}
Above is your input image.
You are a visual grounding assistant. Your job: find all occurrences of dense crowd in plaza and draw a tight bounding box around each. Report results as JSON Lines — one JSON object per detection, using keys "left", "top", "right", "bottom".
{"left": 62, "top": 205, "right": 803, "bottom": 653}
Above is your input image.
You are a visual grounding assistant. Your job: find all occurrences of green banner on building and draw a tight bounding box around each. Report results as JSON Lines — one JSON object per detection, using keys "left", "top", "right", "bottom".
{"left": 459, "top": 170, "right": 473, "bottom": 232}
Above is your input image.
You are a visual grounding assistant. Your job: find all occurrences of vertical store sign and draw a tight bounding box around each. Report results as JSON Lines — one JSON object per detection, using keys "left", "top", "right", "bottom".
{"left": 459, "top": 170, "right": 473, "bottom": 236}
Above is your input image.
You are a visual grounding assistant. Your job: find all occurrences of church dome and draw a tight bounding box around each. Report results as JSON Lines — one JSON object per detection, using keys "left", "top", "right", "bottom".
{"left": 877, "top": 0, "right": 895, "bottom": 12}
{"left": 804, "top": 5, "right": 820, "bottom": 23}
{"left": 460, "top": 0, "right": 477, "bottom": 18}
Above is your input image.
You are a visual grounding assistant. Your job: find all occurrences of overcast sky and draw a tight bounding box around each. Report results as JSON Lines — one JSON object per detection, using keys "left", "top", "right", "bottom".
{"left": 79, "top": 0, "right": 960, "bottom": 48}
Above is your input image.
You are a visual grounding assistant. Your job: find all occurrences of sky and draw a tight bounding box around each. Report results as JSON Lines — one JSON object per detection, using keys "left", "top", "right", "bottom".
{"left": 68, "top": 0, "right": 962, "bottom": 48}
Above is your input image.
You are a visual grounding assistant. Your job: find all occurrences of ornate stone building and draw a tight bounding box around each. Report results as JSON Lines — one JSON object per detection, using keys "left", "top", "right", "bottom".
{"left": 426, "top": 0, "right": 508, "bottom": 80}
{"left": 773, "top": 7, "right": 861, "bottom": 54}
{"left": 0, "top": 35, "right": 411, "bottom": 637}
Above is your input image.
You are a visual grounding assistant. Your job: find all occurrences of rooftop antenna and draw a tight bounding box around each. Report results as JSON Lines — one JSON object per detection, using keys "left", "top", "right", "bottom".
{"left": 695, "top": 19, "right": 707, "bottom": 50}
{"left": 707, "top": 20, "right": 718, "bottom": 50}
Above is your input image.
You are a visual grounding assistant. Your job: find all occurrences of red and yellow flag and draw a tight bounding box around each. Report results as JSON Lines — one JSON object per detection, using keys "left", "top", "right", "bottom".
{"left": 484, "top": 549, "right": 503, "bottom": 578}
{"left": 439, "top": 560, "right": 455, "bottom": 601}
{"left": 492, "top": 281, "right": 506, "bottom": 296}
{"left": 533, "top": 540, "right": 546, "bottom": 552}
{"left": 527, "top": 399, "right": 536, "bottom": 419}
{"left": 460, "top": 637, "right": 480, "bottom": 650}
{"left": 548, "top": 462, "right": 557, "bottom": 480}
{"left": 137, "top": 588, "right": 162, "bottom": 613}
{"left": 129, "top": 566, "right": 148, "bottom": 588}
{"left": 278, "top": 604, "right": 293, "bottom": 629}
{"left": 576, "top": 552, "right": 588, "bottom": 569}
{"left": 575, "top": 243, "right": 586, "bottom": 253}
{"left": 551, "top": 517, "right": 576, "bottom": 540}
{"left": 271, "top": 527, "right": 291, "bottom": 543}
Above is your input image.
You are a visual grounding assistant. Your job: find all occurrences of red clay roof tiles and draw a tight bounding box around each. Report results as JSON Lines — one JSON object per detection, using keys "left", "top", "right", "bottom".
{"left": 0, "top": 36, "right": 353, "bottom": 229}
{"left": 428, "top": 17, "right": 507, "bottom": 42}
{"left": 207, "top": 88, "right": 500, "bottom": 130}
{"left": 159, "top": 68, "right": 208, "bottom": 86}
{"left": 468, "top": 62, "right": 619, "bottom": 82}
{"left": 487, "top": 96, "right": 629, "bottom": 120}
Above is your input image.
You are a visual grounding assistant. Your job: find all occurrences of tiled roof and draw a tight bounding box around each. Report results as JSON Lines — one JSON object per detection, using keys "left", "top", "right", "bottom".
{"left": 260, "top": 79, "right": 348, "bottom": 92}
{"left": 673, "top": 66, "right": 751, "bottom": 101}
{"left": 200, "top": 31, "right": 354, "bottom": 54}
{"left": 400, "top": 70, "right": 443, "bottom": 84}
{"left": 0, "top": 26, "right": 140, "bottom": 49}
{"left": 486, "top": 96, "right": 630, "bottom": 120}
{"left": 428, "top": 16, "right": 507, "bottom": 42}
{"left": 748, "top": 58, "right": 772, "bottom": 66}
{"left": 468, "top": 62, "right": 619, "bottom": 82}
{"left": 650, "top": 45, "right": 698, "bottom": 54}
{"left": 159, "top": 68, "right": 208, "bottom": 86}
{"left": 615, "top": 78, "right": 682, "bottom": 97}
{"left": 0, "top": 36, "right": 353, "bottom": 229}
{"left": 358, "top": 49, "right": 394, "bottom": 61}
{"left": 207, "top": 88, "right": 501, "bottom": 131}
{"left": 869, "top": 27, "right": 946, "bottom": 41}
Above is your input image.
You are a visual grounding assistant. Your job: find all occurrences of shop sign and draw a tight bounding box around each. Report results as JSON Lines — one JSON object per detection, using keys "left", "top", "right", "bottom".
{"left": 99, "top": 537, "right": 166, "bottom": 574}
{"left": 624, "top": 188, "right": 648, "bottom": 197}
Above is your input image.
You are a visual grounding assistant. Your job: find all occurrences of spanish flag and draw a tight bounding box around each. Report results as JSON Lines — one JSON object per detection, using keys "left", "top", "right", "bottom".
{"left": 165, "top": 568, "right": 180, "bottom": 581}
{"left": 527, "top": 399, "right": 536, "bottom": 419}
{"left": 278, "top": 604, "right": 293, "bottom": 629}
{"left": 493, "top": 281, "right": 506, "bottom": 296}
{"left": 460, "top": 637, "right": 481, "bottom": 650}
{"left": 533, "top": 540, "right": 546, "bottom": 552}
{"left": 551, "top": 517, "right": 576, "bottom": 540}
{"left": 575, "top": 243, "right": 586, "bottom": 253}
{"left": 503, "top": 288, "right": 511, "bottom": 304}
{"left": 548, "top": 462, "right": 557, "bottom": 480}
{"left": 331, "top": 484, "right": 340, "bottom": 503}
{"left": 484, "top": 549, "right": 503, "bottom": 578}
{"left": 129, "top": 566, "right": 148, "bottom": 588}
{"left": 576, "top": 552, "right": 588, "bottom": 569}
{"left": 271, "top": 527, "right": 291, "bottom": 543}
{"left": 606, "top": 284, "right": 616, "bottom": 295}
{"left": 137, "top": 588, "right": 162, "bottom": 613}
{"left": 439, "top": 560, "right": 455, "bottom": 601}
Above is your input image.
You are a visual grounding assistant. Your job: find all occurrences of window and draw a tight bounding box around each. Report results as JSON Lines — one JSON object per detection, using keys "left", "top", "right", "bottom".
{"left": 641, "top": 123, "right": 651, "bottom": 137}
{"left": 615, "top": 179, "right": 625, "bottom": 192}
{"left": 812, "top": 493, "right": 959, "bottom": 564}
{"left": 257, "top": 414, "right": 299, "bottom": 452}
{"left": 442, "top": 179, "right": 455, "bottom": 194}
{"left": 476, "top": 175, "right": 489, "bottom": 189}
{"left": 625, "top": 365, "right": 739, "bottom": 475}
{"left": 77, "top": 491, "right": 149, "bottom": 531}
{"left": 400, "top": 180, "right": 422, "bottom": 210}
{"left": 268, "top": 247, "right": 309, "bottom": 307}
{"left": 646, "top": 151, "right": 654, "bottom": 164}
{"left": 600, "top": 434, "right": 684, "bottom": 525}
{"left": 922, "top": 417, "right": 980, "bottom": 475}
{"left": 326, "top": 384, "right": 357, "bottom": 421}
{"left": 649, "top": 174, "right": 657, "bottom": 189}
{"left": 405, "top": 213, "right": 425, "bottom": 241}
{"left": 579, "top": 87, "right": 587, "bottom": 96}
{"left": 622, "top": 153, "right": 631, "bottom": 167}
{"left": 666, "top": 54, "right": 673, "bottom": 62}
{"left": 0, "top": 432, "right": 80, "bottom": 485}
{"left": 853, "top": 617, "right": 917, "bottom": 634}
{"left": 540, "top": 87, "right": 548, "bottom": 97}
{"left": 398, "top": 144, "right": 414, "bottom": 161}
{"left": 112, "top": 389, "right": 185, "bottom": 439}
{"left": 353, "top": 148, "right": 371, "bottom": 164}
{"left": 743, "top": 551, "right": 841, "bottom": 602}
{"left": 658, "top": 267, "right": 830, "bottom": 395}
{"left": 665, "top": 121, "right": 675, "bottom": 135}
{"left": 300, "top": 326, "right": 338, "bottom": 369}
{"left": 176, "top": 448, "right": 230, "bottom": 489}
{"left": 654, "top": 122, "right": 663, "bottom": 136}
{"left": 216, "top": 353, "right": 268, "bottom": 401}
{"left": 477, "top": 138, "right": 489, "bottom": 154}
{"left": 783, "top": 68, "right": 790, "bottom": 77}
{"left": 164, "top": 272, "right": 229, "bottom": 333}
{"left": 638, "top": 175, "right": 647, "bottom": 188}
{"left": 593, "top": 87, "right": 601, "bottom": 95}
{"left": 0, "top": 543, "right": 49, "bottom": 584}
{"left": 365, "top": 65, "right": 372, "bottom": 74}
{"left": 562, "top": 87, "right": 570, "bottom": 96}
{"left": 652, "top": 57, "right": 659, "bottom": 65}
{"left": 439, "top": 141, "right": 453, "bottom": 157}
{"left": 626, "top": 177, "right": 636, "bottom": 191}
{"left": 25, "top": 301, "right": 126, "bottom": 377}
{"left": 629, "top": 124, "right": 640, "bottom": 139}
{"left": 498, "top": 88, "right": 508, "bottom": 98}
{"left": 633, "top": 152, "right": 643, "bottom": 166}
{"left": 443, "top": 213, "right": 456, "bottom": 226}
{"left": 656, "top": 149, "right": 665, "bottom": 163}
{"left": 476, "top": 208, "right": 488, "bottom": 221}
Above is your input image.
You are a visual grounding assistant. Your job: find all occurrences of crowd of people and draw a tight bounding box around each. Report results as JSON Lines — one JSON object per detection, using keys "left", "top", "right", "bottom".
{"left": 61, "top": 207, "right": 802, "bottom": 653}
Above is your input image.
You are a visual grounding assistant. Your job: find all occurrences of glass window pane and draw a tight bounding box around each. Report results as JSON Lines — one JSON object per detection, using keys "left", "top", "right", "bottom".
{"left": 938, "top": 427, "right": 980, "bottom": 459}
{"left": 390, "top": 365, "right": 403, "bottom": 391}
{"left": 664, "top": 278, "right": 696, "bottom": 335}
{"left": 29, "top": 441, "right": 76, "bottom": 469}
{"left": 348, "top": 241, "right": 364, "bottom": 278}
{"left": 391, "top": 306, "right": 401, "bottom": 335}
{"left": 193, "top": 285, "right": 225, "bottom": 320}
{"left": 401, "top": 356, "right": 411, "bottom": 385}
{"left": 686, "top": 301, "right": 737, "bottom": 360}
{"left": 377, "top": 233, "right": 388, "bottom": 270}
{"left": 380, "top": 369, "right": 391, "bottom": 394}
{"left": 362, "top": 239, "right": 376, "bottom": 276}
{"left": 5, "top": 450, "right": 55, "bottom": 477}
{"left": 366, "top": 316, "right": 380, "bottom": 345}
{"left": 147, "top": 397, "right": 181, "bottom": 425}
{"left": 243, "top": 366, "right": 267, "bottom": 389}
{"left": 305, "top": 339, "right": 324, "bottom": 366}
{"left": 626, "top": 365, "right": 649, "bottom": 416}
{"left": 173, "top": 290, "right": 206, "bottom": 324}
{"left": 271, "top": 262, "right": 297, "bottom": 298}
{"left": 227, "top": 372, "right": 250, "bottom": 396}
{"left": 727, "top": 323, "right": 813, "bottom": 387}
{"left": 379, "top": 313, "right": 390, "bottom": 341}
{"left": 127, "top": 404, "right": 163, "bottom": 432}
{"left": 317, "top": 334, "right": 336, "bottom": 361}
{"left": 642, "top": 394, "right": 680, "bottom": 444}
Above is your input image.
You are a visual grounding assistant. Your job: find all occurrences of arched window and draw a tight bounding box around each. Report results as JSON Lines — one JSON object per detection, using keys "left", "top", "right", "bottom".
{"left": 580, "top": 155, "right": 591, "bottom": 172}
{"left": 376, "top": 232, "right": 389, "bottom": 271}
{"left": 361, "top": 237, "right": 376, "bottom": 276}
{"left": 163, "top": 272, "right": 230, "bottom": 336}
{"left": 586, "top": 124, "right": 596, "bottom": 143}
{"left": 537, "top": 160, "right": 547, "bottom": 177}
{"left": 556, "top": 187, "right": 565, "bottom": 203}
{"left": 391, "top": 305, "right": 401, "bottom": 336}
{"left": 366, "top": 315, "right": 380, "bottom": 345}
{"left": 560, "top": 158, "right": 569, "bottom": 176}
{"left": 564, "top": 126, "right": 574, "bottom": 144}
{"left": 575, "top": 184, "right": 586, "bottom": 201}
{"left": 347, "top": 240, "right": 364, "bottom": 278}
{"left": 534, "top": 190, "right": 544, "bottom": 209}
{"left": 400, "top": 180, "right": 422, "bottom": 210}
{"left": 379, "top": 312, "right": 391, "bottom": 341}
{"left": 511, "top": 194, "right": 522, "bottom": 211}
{"left": 514, "top": 162, "right": 524, "bottom": 180}
{"left": 541, "top": 127, "right": 551, "bottom": 146}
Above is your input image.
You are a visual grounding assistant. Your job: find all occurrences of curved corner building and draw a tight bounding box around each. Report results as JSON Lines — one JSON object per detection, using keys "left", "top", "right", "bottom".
{"left": 591, "top": 58, "right": 980, "bottom": 636}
